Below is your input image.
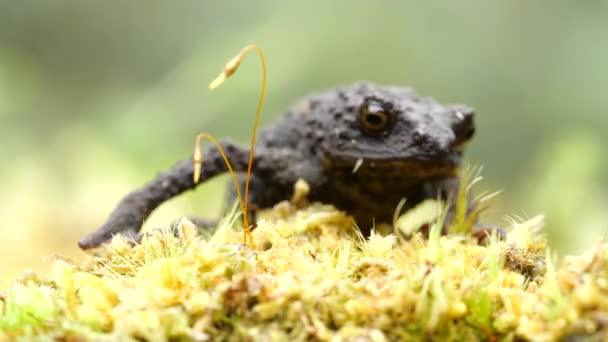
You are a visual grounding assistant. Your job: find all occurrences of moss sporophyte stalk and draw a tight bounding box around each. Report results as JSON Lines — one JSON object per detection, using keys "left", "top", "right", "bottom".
{"left": 194, "top": 44, "right": 268, "bottom": 246}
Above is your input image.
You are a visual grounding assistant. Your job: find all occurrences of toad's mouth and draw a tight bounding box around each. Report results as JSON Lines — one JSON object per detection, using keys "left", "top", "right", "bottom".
{"left": 320, "top": 147, "right": 462, "bottom": 178}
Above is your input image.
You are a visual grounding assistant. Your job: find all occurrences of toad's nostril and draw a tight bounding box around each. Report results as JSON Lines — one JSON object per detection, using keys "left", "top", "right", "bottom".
{"left": 453, "top": 105, "right": 474, "bottom": 120}
{"left": 455, "top": 110, "right": 473, "bottom": 121}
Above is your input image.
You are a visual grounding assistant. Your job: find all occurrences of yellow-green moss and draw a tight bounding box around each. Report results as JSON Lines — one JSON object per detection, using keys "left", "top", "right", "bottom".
{"left": 1, "top": 188, "right": 607, "bottom": 341}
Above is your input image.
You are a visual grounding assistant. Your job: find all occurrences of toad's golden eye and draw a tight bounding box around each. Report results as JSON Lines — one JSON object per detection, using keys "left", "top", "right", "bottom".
{"left": 358, "top": 99, "right": 392, "bottom": 135}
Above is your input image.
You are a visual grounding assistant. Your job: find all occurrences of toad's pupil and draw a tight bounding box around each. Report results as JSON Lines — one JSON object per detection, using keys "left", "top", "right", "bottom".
{"left": 366, "top": 113, "right": 385, "bottom": 126}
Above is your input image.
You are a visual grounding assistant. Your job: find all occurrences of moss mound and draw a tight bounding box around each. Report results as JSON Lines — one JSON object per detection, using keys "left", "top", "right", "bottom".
{"left": 1, "top": 193, "right": 607, "bottom": 341}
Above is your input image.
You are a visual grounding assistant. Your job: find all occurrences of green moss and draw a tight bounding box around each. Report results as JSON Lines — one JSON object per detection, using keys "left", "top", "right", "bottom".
{"left": 1, "top": 283, "right": 57, "bottom": 333}
{"left": 1, "top": 178, "right": 608, "bottom": 340}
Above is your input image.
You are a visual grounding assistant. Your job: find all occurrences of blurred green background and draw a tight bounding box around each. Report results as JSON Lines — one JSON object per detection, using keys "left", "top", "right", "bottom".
{"left": 1, "top": 1, "right": 607, "bottom": 286}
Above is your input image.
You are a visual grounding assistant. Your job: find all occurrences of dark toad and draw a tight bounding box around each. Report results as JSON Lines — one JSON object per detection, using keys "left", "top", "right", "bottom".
{"left": 78, "top": 81, "right": 475, "bottom": 249}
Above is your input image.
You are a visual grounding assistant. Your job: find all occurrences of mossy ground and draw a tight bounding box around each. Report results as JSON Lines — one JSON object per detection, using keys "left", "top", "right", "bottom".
{"left": 1, "top": 180, "right": 607, "bottom": 341}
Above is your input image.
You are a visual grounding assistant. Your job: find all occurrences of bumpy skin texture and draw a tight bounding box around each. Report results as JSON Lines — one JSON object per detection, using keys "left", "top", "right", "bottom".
{"left": 79, "top": 81, "right": 475, "bottom": 249}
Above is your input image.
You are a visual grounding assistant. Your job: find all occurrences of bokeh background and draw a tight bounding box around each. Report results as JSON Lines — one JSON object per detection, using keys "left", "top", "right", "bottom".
{"left": 1, "top": 1, "right": 607, "bottom": 286}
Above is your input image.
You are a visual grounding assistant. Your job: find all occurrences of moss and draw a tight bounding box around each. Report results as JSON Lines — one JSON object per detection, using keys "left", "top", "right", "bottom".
{"left": 1, "top": 181, "right": 608, "bottom": 341}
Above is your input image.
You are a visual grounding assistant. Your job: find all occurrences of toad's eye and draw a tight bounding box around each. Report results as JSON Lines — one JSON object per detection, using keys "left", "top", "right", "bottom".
{"left": 358, "top": 99, "right": 392, "bottom": 136}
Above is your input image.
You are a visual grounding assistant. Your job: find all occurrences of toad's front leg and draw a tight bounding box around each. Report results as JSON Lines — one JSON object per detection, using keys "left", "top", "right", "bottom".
{"left": 78, "top": 141, "right": 250, "bottom": 250}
